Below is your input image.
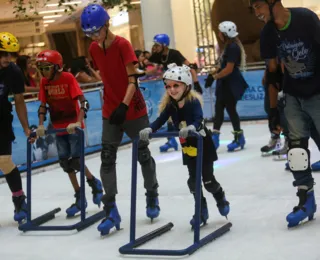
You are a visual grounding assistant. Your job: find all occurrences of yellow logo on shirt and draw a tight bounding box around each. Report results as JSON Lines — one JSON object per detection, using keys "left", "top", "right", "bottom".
{"left": 182, "top": 146, "right": 197, "bottom": 157}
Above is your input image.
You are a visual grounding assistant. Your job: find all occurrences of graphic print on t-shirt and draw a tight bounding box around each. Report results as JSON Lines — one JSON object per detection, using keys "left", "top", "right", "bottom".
{"left": 44, "top": 83, "right": 78, "bottom": 124}
{"left": 278, "top": 39, "right": 315, "bottom": 79}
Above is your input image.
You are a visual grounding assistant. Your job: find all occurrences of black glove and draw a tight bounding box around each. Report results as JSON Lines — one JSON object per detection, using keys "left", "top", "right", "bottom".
{"left": 269, "top": 107, "right": 280, "bottom": 132}
{"left": 109, "top": 103, "right": 128, "bottom": 125}
{"left": 205, "top": 74, "right": 215, "bottom": 88}
{"left": 193, "top": 81, "right": 203, "bottom": 94}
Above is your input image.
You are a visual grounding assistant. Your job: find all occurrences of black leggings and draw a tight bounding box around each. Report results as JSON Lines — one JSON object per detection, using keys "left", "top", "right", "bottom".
{"left": 213, "top": 89, "right": 241, "bottom": 131}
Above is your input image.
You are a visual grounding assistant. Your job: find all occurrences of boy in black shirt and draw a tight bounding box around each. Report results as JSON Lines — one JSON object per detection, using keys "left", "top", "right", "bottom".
{"left": 0, "top": 32, "right": 30, "bottom": 223}
{"left": 251, "top": 0, "right": 320, "bottom": 227}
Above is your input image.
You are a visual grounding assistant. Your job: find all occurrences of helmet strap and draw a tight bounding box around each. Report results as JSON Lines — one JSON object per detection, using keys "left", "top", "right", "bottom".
{"left": 268, "top": 0, "right": 279, "bottom": 22}
{"left": 48, "top": 64, "right": 60, "bottom": 82}
{"left": 103, "top": 24, "right": 109, "bottom": 56}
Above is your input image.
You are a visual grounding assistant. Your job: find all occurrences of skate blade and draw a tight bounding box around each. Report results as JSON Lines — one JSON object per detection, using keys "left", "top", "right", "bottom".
{"left": 287, "top": 216, "right": 316, "bottom": 229}
{"left": 191, "top": 222, "right": 207, "bottom": 231}
{"left": 261, "top": 152, "right": 274, "bottom": 157}
{"left": 273, "top": 155, "right": 287, "bottom": 161}
{"left": 100, "top": 227, "right": 123, "bottom": 238}
{"left": 66, "top": 211, "right": 88, "bottom": 219}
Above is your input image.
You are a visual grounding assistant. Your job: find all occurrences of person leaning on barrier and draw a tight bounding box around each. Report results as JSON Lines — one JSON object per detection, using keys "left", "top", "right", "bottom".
{"left": 81, "top": 4, "right": 160, "bottom": 236}
{"left": 0, "top": 32, "right": 30, "bottom": 224}
{"left": 34, "top": 49, "right": 104, "bottom": 218}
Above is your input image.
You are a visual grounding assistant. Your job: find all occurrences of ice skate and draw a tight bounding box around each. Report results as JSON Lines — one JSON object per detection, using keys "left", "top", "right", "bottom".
{"left": 97, "top": 202, "right": 121, "bottom": 236}
{"left": 146, "top": 191, "right": 160, "bottom": 222}
{"left": 286, "top": 188, "right": 317, "bottom": 228}
{"left": 261, "top": 134, "right": 281, "bottom": 157}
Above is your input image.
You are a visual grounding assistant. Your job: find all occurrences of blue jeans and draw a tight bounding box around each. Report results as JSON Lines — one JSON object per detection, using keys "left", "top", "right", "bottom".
{"left": 55, "top": 134, "right": 80, "bottom": 159}
{"left": 284, "top": 93, "right": 320, "bottom": 187}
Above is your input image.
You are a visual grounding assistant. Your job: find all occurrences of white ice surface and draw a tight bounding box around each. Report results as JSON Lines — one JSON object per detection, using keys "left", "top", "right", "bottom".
{"left": 1, "top": 121, "right": 320, "bottom": 260}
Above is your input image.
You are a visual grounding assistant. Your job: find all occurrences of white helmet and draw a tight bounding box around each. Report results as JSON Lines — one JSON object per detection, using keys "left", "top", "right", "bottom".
{"left": 163, "top": 63, "right": 193, "bottom": 86}
{"left": 218, "top": 21, "right": 239, "bottom": 38}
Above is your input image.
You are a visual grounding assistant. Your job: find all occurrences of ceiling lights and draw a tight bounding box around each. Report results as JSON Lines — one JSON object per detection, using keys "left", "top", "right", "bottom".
{"left": 43, "top": 20, "right": 55, "bottom": 23}
{"left": 46, "top": 1, "right": 82, "bottom": 7}
{"left": 39, "top": 9, "right": 65, "bottom": 14}
{"left": 43, "top": 15, "right": 62, "bottom": 19}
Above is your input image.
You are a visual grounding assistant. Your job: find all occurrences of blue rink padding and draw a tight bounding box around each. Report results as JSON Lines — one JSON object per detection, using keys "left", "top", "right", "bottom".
{"left": 119, "top": 132, "right": 232, "bottom": 256}
{"left": 1, "top": 70, "right": 266, "bottom": 177}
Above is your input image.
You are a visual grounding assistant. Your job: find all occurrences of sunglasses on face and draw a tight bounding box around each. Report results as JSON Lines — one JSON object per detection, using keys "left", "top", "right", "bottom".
{"left": 38, "top": 65, "right": 54, "bottom": 72}
{"left": 85, "top": 27, "right": 103, "bottom": 38}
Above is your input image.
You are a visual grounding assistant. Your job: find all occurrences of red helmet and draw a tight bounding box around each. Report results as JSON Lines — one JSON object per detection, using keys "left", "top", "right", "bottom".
{"left": 36, "top": 50, "right": 63, "bottom": 69}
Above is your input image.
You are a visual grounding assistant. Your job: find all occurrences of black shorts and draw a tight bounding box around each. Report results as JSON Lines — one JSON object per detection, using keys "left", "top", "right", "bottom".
{"left": 0, "top": 118, "right": 15, "bottom": 156}
{"left": 0, "top": 139, "right": 12, "bottom": 155}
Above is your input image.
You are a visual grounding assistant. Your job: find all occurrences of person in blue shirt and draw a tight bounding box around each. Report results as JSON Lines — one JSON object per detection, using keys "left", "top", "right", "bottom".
{"left": 210, "top": 21, "right": 249, "bottom": 152}
{"left": 251, "top": 0, "right": 320, "bottom": 228}
{"left": 139, "top": 63, "right": 230, "bottom": 228}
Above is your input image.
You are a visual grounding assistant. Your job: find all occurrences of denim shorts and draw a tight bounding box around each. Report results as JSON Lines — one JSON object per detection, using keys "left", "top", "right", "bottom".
{"left": 55, "top": 134, "right": 80, "bottom": 159}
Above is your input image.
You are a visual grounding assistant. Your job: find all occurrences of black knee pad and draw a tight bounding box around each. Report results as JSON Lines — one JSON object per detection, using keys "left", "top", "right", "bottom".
{"left": 69, "top": 157, "right": 81, "bottom": 172}
{"left": 187, "top": 177, "right": 196, "bottom": 194}
{"left": 288, "top": 138, "right": 310, "bottom": 173}
{"left": 59, "top": 159, "right": 73, "bottom": 173}
{"left": 203, "top": 178, "right": 221, "bottom": 194}
{"left": 138, "top": 147, "right": 151, "bottom": 165}
{"left": 101, "top": 144, "right": 117, "bottom": 166}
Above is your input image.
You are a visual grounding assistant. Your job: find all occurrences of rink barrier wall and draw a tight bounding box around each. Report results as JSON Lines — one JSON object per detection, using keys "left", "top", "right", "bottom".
{"left": 0, "top": 69, "right": 266, "bottom": 177}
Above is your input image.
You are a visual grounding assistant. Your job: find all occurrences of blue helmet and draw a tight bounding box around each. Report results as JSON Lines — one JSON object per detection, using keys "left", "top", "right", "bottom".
{"left": 153, "top": 34, "right": 170, "bottom": 47}
{"left": 81, "top": 4, "right": 110, "bottom": 34}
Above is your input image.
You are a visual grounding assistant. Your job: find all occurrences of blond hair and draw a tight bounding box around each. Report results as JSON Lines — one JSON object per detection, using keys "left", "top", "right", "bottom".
{"left": 158, "top": 88, "right": 204, "bottom": 114}
{"left": 220, "top": 37, "right": 247, "bottom": 71}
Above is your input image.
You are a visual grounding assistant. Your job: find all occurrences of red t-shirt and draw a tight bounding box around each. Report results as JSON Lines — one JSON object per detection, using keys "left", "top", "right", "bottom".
{"left": 89, "top": 36, "right": 147, "bottom": 120}
{"left": 38, "top": 72, "right": 84, "bottom": 130}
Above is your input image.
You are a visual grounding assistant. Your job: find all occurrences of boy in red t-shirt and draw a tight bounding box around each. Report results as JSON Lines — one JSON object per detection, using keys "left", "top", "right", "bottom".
{"left": 81, "top": 4, "right": 160, "bottom": 236}
{"left": 35, "top": 50, "right": 103, "bottom": 218}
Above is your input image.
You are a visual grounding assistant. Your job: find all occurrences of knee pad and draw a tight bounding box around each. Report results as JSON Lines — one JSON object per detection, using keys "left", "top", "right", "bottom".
{"left": 203, "top": 178, "right": 221, "bottom": 194}
{"left": 0, "top": 155, "right": 16, "bottom": 174}
{"left": 288, "top": 138, "right": 310, "bottom": 172}
{"left": 187, "top": 177, "right": 196, "bottom": 194}
{"left": 59, "top": 159, "right": 74, "bottom": 173}
{"left": 138, "top": 147, "right": 151, "bottom": 164}
{"left": 101, "top": 144, "right": 117, "bottom": 166}
{"left": 69, "top": 158, "right": 81, "bottom": 172}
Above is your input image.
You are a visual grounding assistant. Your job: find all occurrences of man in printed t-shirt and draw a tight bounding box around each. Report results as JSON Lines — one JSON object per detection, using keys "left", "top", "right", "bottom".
{"left": 81, "top": 4, "right": 160, "bottom": 236}
{"left": 251, "top": 0, "right": 320, "bottom": 227}
{"left": 35, "top": 50, "right": 104, "bottom": 218}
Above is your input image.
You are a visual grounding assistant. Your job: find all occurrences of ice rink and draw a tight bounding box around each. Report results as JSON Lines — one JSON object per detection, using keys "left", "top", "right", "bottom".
{"left": 1, "top": 121, "right": 320, "bottom": 260}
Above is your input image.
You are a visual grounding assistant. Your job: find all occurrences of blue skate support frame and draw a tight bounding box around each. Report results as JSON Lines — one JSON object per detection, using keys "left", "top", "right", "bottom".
{"left": 119, "top": 132, "right": 232, "bottom": 256}
{"left": 19, "top": 128, "right": 105, "bottom": 232}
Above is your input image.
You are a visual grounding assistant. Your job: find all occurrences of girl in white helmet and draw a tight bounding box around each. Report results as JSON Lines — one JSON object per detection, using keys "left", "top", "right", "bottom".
{"left": 140, "top": 63, "right": 230, "bottom": 228}
{"left": 210, "top": 21, "right": 248, "bottom": 152}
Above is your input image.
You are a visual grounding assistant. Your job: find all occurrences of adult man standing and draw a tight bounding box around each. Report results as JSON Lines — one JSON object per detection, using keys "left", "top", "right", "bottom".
{"left": 251, "top": 0, "right": 320, "bottom": 227}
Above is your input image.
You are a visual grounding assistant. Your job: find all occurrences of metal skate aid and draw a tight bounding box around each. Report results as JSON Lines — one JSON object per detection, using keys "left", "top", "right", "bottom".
{"left": 19, "top": 128, "right": 105, "bottom": 232}
{"left": 119, "top": 132, "right": 232, "bottom": 256}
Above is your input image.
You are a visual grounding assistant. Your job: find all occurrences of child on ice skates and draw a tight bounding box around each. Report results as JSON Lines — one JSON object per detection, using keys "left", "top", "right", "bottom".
{"left": 140, "top": 64, "right": 230, "bottom": 228}
{"left": 35, "top": 50, "right": 103, "bottom": 217}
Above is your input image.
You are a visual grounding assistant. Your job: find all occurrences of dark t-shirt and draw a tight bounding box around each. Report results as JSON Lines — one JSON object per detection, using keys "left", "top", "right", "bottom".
{"left": 148, "top": 49, "right": 187, "bottom": 70}
{"left": 260, "top": 8, "right": 320, "bottom": 97}
{"left": 0, "top": 62, "right": 24, "bottom": 120}
{"left": 0, "top": 62, "right": 24, "bottom": 140}
{"left": 217, "top": 42, "right": 248, "bottom": 100}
